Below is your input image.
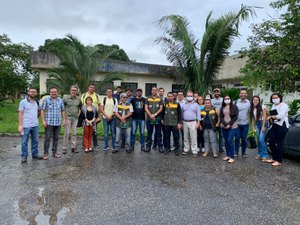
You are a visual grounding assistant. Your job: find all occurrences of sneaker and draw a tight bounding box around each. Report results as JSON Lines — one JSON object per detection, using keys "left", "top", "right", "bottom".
{"left": 103, "top": 147, "right": 109, "bottom": 151}
{"left": 242, "top": 154, "right": 247, "bottom": 158}
{"left": 141, "top": 145, "right": 146, "bottom": 151}
{"left": 219, "top": 148, "right": 224, "bottom": 153}
{"left": 174, "top": 149, "right": 180, "bottom": 156}
{"left": 21, "top": 157, "right": 27, "bottom": 163}
{"left": 234, "top": 153, "right": 238, "bottom": 157}
{"left": 152, "top": 145, "right": 157, "bottom": 150}
{"left": 112, "top": 149, "right": 118, "bottom": 154}
{"left": 158, "top": 146, "right": 164, "bottom": 153}
{"left": 201, "top": 148, "right": 206, "bottom": 153}
{"left": 62, "top": 149, "right": 67, "bottom": 154}
{"left": 182, "top": 151, "right": 188, "bottom": 155}
{"left": 192, "top": 154, "right": 197, "bottom": 158}
{"left": 213, "top": 154, "right": 218, "bottom": 158}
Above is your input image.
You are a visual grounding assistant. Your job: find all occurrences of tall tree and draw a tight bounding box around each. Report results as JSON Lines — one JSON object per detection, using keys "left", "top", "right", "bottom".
{"left": 156, "top": 5, "right": 256, "bottom": 94}
{"left": 47, "top": 35, "right": 125, "bottom": 95}
{"left": 239, "top": 0, "right": 300, "bottom": 93}
{"left": 0, "top": 34, "right": 33, "bottom": 102}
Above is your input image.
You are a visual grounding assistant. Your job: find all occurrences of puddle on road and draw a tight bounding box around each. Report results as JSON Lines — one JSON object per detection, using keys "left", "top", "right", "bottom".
{"left": 13, "top": 186, "right": 77, "bottom": 225}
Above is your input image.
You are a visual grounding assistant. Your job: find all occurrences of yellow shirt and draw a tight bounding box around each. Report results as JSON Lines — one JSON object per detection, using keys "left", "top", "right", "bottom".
{"left": 101, "top": 97, "right": 117, "bottom": 118}
{"left": 81, "top": 92, "right": 101, "bottom": 109}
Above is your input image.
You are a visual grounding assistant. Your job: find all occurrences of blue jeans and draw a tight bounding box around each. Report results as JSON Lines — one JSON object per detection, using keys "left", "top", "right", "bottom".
{"left": 146, "top": 120, "right": 163, "bottom": 147}
{"left": 21, "top": 126, "right": 39, "bottom": 158}
{"left": 44, "top": 125, "right": 61, "bottom": 154}
{"left": 235, "top": 124, "right": 249, "bottom": 155}
{"left": 103, "top": 118, "right": 116, "bottom": 149}
{"left": 131, "top": 119, "right": 145, "bottom": 146}
{"left": 256, "top": 121, "right": 268, "bottom": 158}
{"left": 222, "top": 127, "right": 238, "bottom": 159}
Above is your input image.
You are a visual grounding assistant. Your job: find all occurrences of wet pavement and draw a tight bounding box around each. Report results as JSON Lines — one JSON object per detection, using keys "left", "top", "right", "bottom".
{"left": 0, "top": 136, "right": 300, "bottom": 225}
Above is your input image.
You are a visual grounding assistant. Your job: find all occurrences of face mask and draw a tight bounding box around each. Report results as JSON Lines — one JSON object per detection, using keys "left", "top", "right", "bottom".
{"left": 186, "top": 96, "right": 193, "bottom": 102}
{"left": 224, "top": 99, "right": 231, "bottom": 104}
{"left": 272, "top": 98, "right": 280, "bottom": 104}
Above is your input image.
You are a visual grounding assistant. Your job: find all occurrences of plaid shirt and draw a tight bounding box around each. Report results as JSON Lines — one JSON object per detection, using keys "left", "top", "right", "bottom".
{"left": 42, "top": 97, "right": 65, "bottom": 126}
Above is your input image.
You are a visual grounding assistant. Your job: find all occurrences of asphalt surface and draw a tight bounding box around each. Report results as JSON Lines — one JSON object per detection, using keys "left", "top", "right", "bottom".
{"left": 0, "top": 136, "right": 299, "bottom": 225}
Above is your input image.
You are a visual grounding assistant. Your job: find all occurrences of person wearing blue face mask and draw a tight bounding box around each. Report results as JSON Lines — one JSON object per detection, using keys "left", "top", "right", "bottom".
{"left": 265, "top": 93, "right": 289, "bottom": 166}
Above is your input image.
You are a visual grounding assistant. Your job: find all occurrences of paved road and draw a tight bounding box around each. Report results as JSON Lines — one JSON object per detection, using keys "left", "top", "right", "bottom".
{"left": 0, "top": 136, "right": 300, "bottom": 225}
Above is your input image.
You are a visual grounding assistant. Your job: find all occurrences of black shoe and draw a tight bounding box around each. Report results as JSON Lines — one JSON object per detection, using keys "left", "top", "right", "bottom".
{"left": 32, "top": 155, "right": 43, "bottom": 160}
{"left": 141, "top": 145, "right": 145, "bottom": 151}
{"left": 152, "top": 145, "right": 157, "bottom": 150}
{"left": 219, "top": 148, "right": 224, "bottom": 153}
{"left": 174, "top": 149, "right": 180, "bottom": 156}
{"left": 164, "top": 148, "right": 170, "bottom": 155}
{"left": 21, "top": 157, "right": 27, "bottom": 163}
{"left": 71, "top": 148, "right": 79, "bottom": 153}
{"left": 112, "top": 149, "right": 117, "bottom": 154}
{"left": 62, "top": 149, "right": 67, "bottom": 154}
{"left": 145, "top": 146, "right": 151, "bottom": 152}
{"left": 126, "top": 149, "right": 132, "bottom": 153}
{"left": 158, "top": 146, "right": 164, "bottom": 153}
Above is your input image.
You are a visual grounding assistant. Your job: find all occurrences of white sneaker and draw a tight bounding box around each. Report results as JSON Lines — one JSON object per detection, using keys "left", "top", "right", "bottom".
{"left": 201, "top": 148, "right": 206, "bottom": 153}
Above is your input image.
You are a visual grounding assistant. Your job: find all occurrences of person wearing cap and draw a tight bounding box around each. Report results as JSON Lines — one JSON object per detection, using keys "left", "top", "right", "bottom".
{"left": 211, "top": 88, "right": 224, "bottom": 153}
{"left": 113, "top": 86, "right": 122, "bottom": 102}
{"left": 130, "top": 88, "right": 146, "bottom": 151}
{"left": 113, "top": 93, "right": 134, "bottom": 153}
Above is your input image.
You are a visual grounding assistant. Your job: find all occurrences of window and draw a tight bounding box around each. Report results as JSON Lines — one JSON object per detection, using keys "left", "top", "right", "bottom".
{"left": 145, "top": 83, "right": 157, "bottom": 97}
{"left": 121, "top": 82, "right": 138, "bottom": 93}
{"left": 172, "top": 84, "right": 185, "bottom": 93}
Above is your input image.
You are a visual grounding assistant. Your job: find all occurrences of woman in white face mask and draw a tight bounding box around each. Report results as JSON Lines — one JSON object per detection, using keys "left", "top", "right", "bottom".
{"left": 250, "top": 96, "right": 269, "bottom": 161}
{"left": 265, "top": 93, "right": 289, "bottom": 166}
{"left": 219, "top": 95, "right": 239, "bottom": 163}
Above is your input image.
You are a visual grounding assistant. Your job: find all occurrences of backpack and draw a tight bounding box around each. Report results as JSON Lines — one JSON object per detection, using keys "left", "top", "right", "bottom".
{"left": 82, "top": 92, "right": 100, "bottom": 104}
{"left": 103, "top": 97, "right": 116, "bottom": 106}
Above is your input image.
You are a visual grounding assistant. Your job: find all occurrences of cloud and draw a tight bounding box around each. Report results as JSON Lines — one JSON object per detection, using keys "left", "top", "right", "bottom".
{"left": 0, "top": 0, "right": 274, "bottom": 65}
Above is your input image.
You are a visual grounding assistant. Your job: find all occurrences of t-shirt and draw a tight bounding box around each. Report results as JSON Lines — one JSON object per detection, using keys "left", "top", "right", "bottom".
{"left": 203, "top": 110, "right": 212, "bottom": 129}
{"left": 81, "top": 92, "right": 101, "bottom": 108}
{"left": 211, "top": 97, "right": 223, "bottom": 110}
{"left": 236, "top": 99, "right": 251, "bottom": 125}
{"left": 18, "top": 98, "right": 39, "bottom": 128}
{"left": 101, "top": 97, "right": 116, "bottom": 119}
{"left": 253, "top": 105, "right": 266, "bottom": 121}
{"left": 130, "top": 97, "right": 146, "bottom": 120}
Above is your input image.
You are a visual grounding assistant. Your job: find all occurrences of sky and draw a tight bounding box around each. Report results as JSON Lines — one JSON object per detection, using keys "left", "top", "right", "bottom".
{"left": 0, "top": 0, "right": 276, "bottom": 65}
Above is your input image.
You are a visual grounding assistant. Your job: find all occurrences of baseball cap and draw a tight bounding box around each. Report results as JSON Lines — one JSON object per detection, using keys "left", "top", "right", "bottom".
{"left": 213, "top": 88, "right": 220, "bottom": 92}
{"left": 136, "top": 88, "right": 142, "bottom": 92}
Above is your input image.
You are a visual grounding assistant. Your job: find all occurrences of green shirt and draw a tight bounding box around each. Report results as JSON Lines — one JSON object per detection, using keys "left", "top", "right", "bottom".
{"left": 63, "top": 95, "right": 81, "bottom": 118}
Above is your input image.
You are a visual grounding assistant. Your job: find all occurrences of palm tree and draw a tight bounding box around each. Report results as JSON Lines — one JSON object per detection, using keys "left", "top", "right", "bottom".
{"left": 48, "top": 34, "right": 125, "bottom": 95}
{"left": 156, "top": 5, "right": 256, "bottom": 94}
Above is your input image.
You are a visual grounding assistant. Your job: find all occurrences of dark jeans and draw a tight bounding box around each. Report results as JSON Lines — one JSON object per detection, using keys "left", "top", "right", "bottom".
{"left": 44, "top": 125, "right": 61, "bottom": 155}
{"left": 218, "top": 128, "right": 224, "bottom": 149}
{"left": 269, "top": 122, "right": 288, "bottom": 163}
{"left": 131, "top": 119, "right": 145, "bottom": 146}
{"left": 21, "top": 126, "right": 39, "bottom": 158}
{"left": 235, "top": 124, "right": 249, "bottom": 155}
{"left": 222, "top": 127, "right": 238, "bottom": 159}
{"left": 103, "top": 118, "right": 116, "bottom": 149}
{"left": 197, "top": 129, "right": 204, "bottom": 149}
{"left": 147, "top": 120, "right": 162, "bottom": 147}
{"left": 163, "top": 125, "right": 179, "bottom": 150}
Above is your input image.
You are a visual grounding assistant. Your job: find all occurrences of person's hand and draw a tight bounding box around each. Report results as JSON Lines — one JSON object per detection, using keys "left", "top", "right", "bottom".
{"left": 121, "top": 118, "right": 126, "bottom": 124}
{"left": 42, "top": 120, "right": 47, "bottom": 128}
{"left": 215, "top": 123, "right": 220, "bottom": 127}
{"left": 161, "top": 120, "right": 164, "bottom": 125}
{"left": 106, "top": 116, "right": 111, "bottom": 121}
{"left": 226, "top": 124, "right": 230, "bottom": 129}
{"left": 62, "top": 120, "right": 65, "bottom": 126}
{"left": 177, "top": 124, "right": 182, "bottom": 130}
{"left": 262, "top": 127, "right": 266, "bottom": 133}
{"left": 252, "top": 127, "right": 256, "bottom": 132}
{"left": 199, "top": 125, "right": 203, "bottom": 131}
{"left": 195, "top": 123, "right": 200, "bottom": 130}
{"left": 18, "top": 125, "right": 23, "bottom": 134}
{"left": 150, "top": 114, "right": 155, "bottom": 120}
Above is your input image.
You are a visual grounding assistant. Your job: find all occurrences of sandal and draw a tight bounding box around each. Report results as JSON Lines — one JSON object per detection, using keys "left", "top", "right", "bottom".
{"left": 265, "top": 159, "right": 274, "bottom": 163}
{"left": 52, "top": 153, "right": 61, "bottom": 158}
{"left": 228, "top": 159, "right": 235, "bottom": 163}
{"left": 43, "top": 154, "right": 48, "bottom": 160}
{"left": 223, "top": 157, "right": 230, "bottom": 161}
{"left": 272, "top": 161, "right": 281, "bottom": 166}
{"left": 202, "top": 152, "right": 208, "bottom": 157}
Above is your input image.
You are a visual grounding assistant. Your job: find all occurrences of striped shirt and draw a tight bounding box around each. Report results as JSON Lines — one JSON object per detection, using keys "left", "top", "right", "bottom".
{"left": 42, "top": 97, "right": 65, "bottom": 126}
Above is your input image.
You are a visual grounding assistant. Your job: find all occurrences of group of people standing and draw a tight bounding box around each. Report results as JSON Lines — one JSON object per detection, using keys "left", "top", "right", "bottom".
{"left": 18, "top": 84, "right": 289, "bottom": 167}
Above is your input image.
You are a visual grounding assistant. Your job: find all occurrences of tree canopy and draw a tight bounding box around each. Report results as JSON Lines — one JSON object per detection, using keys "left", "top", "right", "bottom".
{"left": 39, "top": 38, "right": 130, "bottom": 62}
{"left": 156, "top": 5, "right": 256, "bottom": 95}
{"left": 239, "top": 0, "right": 300, "bottom": 93}
{"left": 0, "top": 34, "right": 34, "bottom": 102}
